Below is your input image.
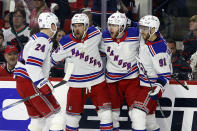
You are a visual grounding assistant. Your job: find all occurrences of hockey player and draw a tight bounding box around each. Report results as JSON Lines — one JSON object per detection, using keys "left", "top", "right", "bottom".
{"left": 52, "top": 13, "right": 113, "bottom": 131}
{"left": 130, "top": 15, "right": 172, "bottom": 131}
{"left": 99, "top": 12, "right": 140, "bottom": 131}
{"left": 14, "top": 12, "right": 60, "bottom": 131}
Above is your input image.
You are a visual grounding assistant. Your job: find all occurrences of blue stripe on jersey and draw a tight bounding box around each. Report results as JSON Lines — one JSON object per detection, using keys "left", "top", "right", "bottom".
{"left": 63, "top": 42, "right": 77, "bottom": 50}
{"left": 102, "top": 27, "right": 139, "bottom": 42}
{"left": 26, "top": 56, "right": 43, "bottom": 67}
{"left": 102, "top": 30, "right": 111, "bottom": 39}
{"left": 106, "top": 64, "right": 138, "bottom": 80}
{"left": 51, "top": 58, "right": 57, "bottom": 66}
{"left": 147, "top": 38, "right": 168, "bottom": 56}
{"left": 69, "top": 69, "right": 104, "bottom": 82}
{"left": 34, "top": 78, "right": 44, "bottom": 86}
{"left": 35, "top": 32, "right": 50, "bottom": 39}
{"left": 104, "top": 40, "right": 114, "bottom": 43}
{"left": 59, "top": 35, "right": 78, "bottom": 50}
{"left": 139, "top": 74, "right": 157, "bottom": 84}
{"left": 14, "top": 67, "right": 31, "bottom": 80}
{"left": 127, "top": 27, "right": 139, "bottom": 37}
{"left": 59, "top": 35, "right": 72, "bottom": 47}
{"left": 66, "top": 125, "right": 78, "bottom": 130}
{"left": 31, "top": 35, "right": 35, "bottom": 40}
{"left": 28, "top": 56, "right": 43, "bottom": 62}
{"left": 26, "top": 62, "right": 42, "bottom": 67}
{"left": 100, "top": 123, "right": 113, "bottom": 127}
{"left": 87, "top": 26, "right": 99, "bottom": 34}
{"left": 87, "top": 30, "right": 100, "bottom": 40}
{"left": 31, "top": 32, "right": 52, "bottom": 43}
{"left": 157, "top": 72, "right": 171, "bottom": 80}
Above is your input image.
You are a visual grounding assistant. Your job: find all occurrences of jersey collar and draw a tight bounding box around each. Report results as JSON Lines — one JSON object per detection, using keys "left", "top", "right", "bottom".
{"left": 112, "top": 31, "right": 128, "bottom": 44}
{"left": 69, "top": 33, "right": 88, "bottom": 43}
{"left": 145, "top": 36, "right": 162, "bottom": 45}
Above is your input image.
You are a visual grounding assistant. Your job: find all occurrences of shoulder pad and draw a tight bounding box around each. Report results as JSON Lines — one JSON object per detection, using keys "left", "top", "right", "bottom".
{"left": 127, "top": 27, "right": 139, "bottom": 37}
{"left": 147, "top": 38, "right": 168, "bottom": 56}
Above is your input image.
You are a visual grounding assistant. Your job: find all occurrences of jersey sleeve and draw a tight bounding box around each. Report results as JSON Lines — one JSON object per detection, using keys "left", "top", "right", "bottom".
{"left": 51, "top": 36, "right": 72, "bottom": 63}
{"left": 51, "top": 43, "right": 70, "bottom": 63}
{"left": 152, "top": 52, "right": 172, "bottom": 86}
{"left": 25, "top": 38, "right": 50, "bottom": 86}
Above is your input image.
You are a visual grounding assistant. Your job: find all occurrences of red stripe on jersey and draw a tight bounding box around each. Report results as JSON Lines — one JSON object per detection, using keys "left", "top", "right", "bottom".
{"left": 27, "top": 59, "right": 42, "bottom": 66}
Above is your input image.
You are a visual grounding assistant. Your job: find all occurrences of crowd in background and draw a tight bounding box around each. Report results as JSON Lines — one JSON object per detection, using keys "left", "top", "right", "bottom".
{"left": 0, "top": 0, "right": 196, "bottom": 81}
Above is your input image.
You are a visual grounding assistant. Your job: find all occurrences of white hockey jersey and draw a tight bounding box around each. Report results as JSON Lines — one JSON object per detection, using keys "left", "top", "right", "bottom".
{"left": 3, "top": 26, "right": 30, "bottom": 47}
{"left": 14, "top": 32, "right": 53, "bottom": 86}
{"left": 52, "top": 26, "right": 105, "bottom": 88}
{"left": 138, "top": 33, "right": 172, "bottom": 87}
{"left": 100, "top": 27, "right": 139, "bottom": 83}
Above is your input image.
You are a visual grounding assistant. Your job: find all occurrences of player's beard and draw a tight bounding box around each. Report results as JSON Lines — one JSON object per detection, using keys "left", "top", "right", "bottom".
{"left": 74, "top": 31, "right": 83, "bottom": 40}
{"left": 142, "top": 33, "right": 150, "bottom": 41}
{"left": 110, "top": 31, "right": 119, "bottom": 39}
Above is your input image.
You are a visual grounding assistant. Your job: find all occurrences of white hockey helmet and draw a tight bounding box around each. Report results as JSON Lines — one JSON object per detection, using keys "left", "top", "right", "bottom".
{"left": 107, "top": 12, "right": 127, "bottom": 33}
{"left": 139, "top": 15, "right": 160, "bottom": 33}
{"left": 71, "top": 13, "right": 89, "bottom": 27}
{"left": 71, "top": 13, "right": 89, "bottom": 38}
{"left": 38, "top": 12, "right": 59, "bottom": 29}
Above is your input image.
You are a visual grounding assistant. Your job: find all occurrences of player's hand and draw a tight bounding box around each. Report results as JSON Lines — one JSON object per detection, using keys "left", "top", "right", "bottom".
{"left": 37, "top": 79, "right": 53, "bottom": 95}
{"left": 148, "top": 83, "right": 163, "bottom": 100}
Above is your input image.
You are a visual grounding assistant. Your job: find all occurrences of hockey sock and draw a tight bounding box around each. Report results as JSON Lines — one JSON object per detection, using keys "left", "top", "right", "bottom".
{"left": 66, "top": 125, "right": 78, "bottom": 131}
{"left": 113, "top": 127, "right": 119, "bottom": 131}
{"left": 100, "top": 123, "right": 113, "bottom": 131}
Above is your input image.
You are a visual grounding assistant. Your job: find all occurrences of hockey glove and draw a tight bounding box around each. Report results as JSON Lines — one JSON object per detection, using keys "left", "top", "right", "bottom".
{"left": 37, "top": 79, "right": 53, "bottom": 95}
{"left": 148, "top": 83, "right": 164, "bottom": 100}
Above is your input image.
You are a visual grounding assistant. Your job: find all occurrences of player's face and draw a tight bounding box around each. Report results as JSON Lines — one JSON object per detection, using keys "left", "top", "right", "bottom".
{"left": 139, "top": 26, "right": 150, "bottom": 40}
{"left": 167, "top": 42, "right": 176, "bottom": 55}
{"left": 4, "top": 51, "right": 18, "bottom": 67}
{"left": 189, "top": 21, "right": 197, "bottom": 31}
{"left": 72, "top": 23, "right": 87, "bottom": 40}
{"left": 108, "top": 24, "right": 119, "bottom": 39}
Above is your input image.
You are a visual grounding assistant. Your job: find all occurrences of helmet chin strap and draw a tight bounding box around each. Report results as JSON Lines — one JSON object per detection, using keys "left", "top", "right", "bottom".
{"left": 50, "top": 26, "right": 57, "bottom": 38}
{"left": 81, "top": 26, "right": 88, "bottom": 39}
{"left": 148, "top": 27, "right": 156, "bottom": 41}
{"left": 117, "top": 25, "right": 124, "bottom": 38}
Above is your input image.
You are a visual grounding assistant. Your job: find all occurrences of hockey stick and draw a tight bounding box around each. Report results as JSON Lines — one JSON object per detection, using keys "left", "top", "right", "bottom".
{"left": 0, "top": 63, "right": 74, "bottom": 112}
{"left": 171, "top": 75, "right": 189, "bottom": 90}
{"left": 136, "top": 56, "right": 171, "bottom": 131}
{"left": 53, "top": 62, "right": 74, "bottom": 88}
{"left": 0, "top": 81, "right": 65, "bottom": 113}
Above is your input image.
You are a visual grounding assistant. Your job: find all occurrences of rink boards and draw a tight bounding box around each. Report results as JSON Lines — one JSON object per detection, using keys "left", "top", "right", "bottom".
{"left": 0, "top": 78, "right": 196, "bottom": 131}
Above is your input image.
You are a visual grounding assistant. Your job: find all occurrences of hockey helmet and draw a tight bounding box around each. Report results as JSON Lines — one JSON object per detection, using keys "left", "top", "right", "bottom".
{"left": 107, "top": 12, "right": 127, "bottom": 33}
{"left": 38, "top": 12, "right": 59, "bottom": 29}
{"left": 139, "top": 15, "right": 160, "bottom": 33}
{"left": 71, "top": 13, "right": 89, "bottom": 27}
